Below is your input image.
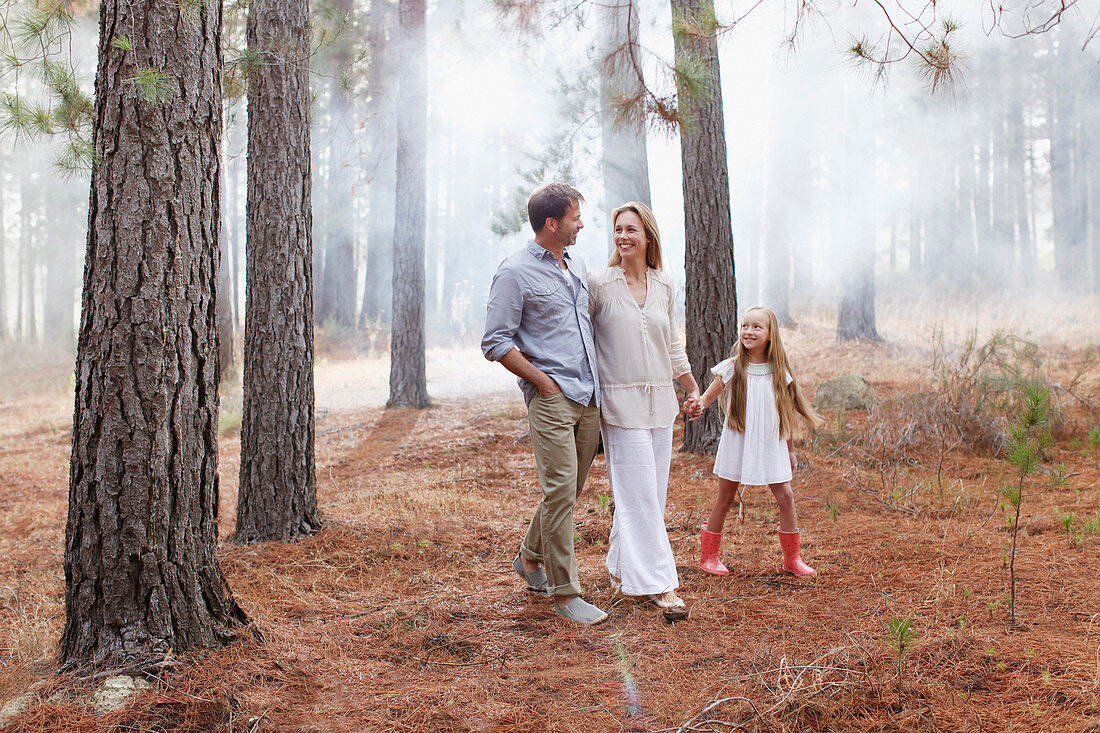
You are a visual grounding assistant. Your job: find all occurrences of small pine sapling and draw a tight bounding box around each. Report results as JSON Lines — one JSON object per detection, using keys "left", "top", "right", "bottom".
{"left": 885, "top": 615, "right": 918, "bottom": 707}
{"left": 1000, "top": 382, "right": 1067, "bottom": 625}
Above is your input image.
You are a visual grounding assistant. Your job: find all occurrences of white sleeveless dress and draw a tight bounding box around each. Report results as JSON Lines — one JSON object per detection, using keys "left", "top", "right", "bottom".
{"left": 711, "top": 359, "right": 793, "bottom": 485}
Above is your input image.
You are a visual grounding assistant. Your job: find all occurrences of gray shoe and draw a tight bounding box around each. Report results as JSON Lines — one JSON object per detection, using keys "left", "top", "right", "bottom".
{"left": 554, "top": 597, "right": 609, "bottom": 625}
{"left": 512, "top": 554, "right": 549, "bottom": 596}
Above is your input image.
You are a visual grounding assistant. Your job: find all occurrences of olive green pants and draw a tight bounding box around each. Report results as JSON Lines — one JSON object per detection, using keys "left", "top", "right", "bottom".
{"left": 520, "top": 393, "right": 601, "bottom": 597}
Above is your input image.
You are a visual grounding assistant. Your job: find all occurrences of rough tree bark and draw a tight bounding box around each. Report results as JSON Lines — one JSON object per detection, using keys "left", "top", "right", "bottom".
{"left": 236, "top": 0, "right": 320, "bottom": 542}
{"left": 672, "top": 0, "right": 737, "bottom": 454}
{"left": 361, "top": 0, "right": 396, "bottom": 329}
{"left": 60, "top": 0, "right": 247, "bottom": 671}
{"left": 599, "top": 0, "right": 652, "bottom": 219}
{"left": 387, "top": 0, "right": 429, "bottom": 408}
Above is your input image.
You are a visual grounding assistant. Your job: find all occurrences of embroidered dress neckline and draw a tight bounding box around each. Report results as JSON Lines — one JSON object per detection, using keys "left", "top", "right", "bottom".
{"left": 746, "top": 362, "right": 774, "bottom": 376}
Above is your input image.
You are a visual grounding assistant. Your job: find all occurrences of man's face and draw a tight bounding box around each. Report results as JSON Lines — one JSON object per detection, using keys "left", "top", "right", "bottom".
{"left": 553, "top": 203, "right": 584, "bottom": 248}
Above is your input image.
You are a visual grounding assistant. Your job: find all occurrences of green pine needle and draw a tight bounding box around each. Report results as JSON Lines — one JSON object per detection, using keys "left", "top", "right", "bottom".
{"left": 128, "top": 68, "right": 174, "bottom": 104}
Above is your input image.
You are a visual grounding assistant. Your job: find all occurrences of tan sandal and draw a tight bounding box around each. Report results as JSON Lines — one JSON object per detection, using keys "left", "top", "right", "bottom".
{"left": 647, "top": 592, "right": 689, "bottom": 620}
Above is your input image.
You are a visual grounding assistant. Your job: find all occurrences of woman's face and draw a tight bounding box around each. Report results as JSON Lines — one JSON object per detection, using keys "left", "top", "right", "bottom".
{"left": 613, "top": 210, "right": 648, "bottom": 266}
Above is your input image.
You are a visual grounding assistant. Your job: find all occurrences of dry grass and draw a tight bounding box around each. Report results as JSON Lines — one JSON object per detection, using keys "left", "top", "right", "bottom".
{"left": 1, "top": 296, "right": 1099, "bottom": 732}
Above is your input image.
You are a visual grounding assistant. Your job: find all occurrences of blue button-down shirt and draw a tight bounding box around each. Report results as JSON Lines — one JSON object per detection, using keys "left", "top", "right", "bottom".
{"left": 482, "top": 240, "right": 600, "bottom": 407}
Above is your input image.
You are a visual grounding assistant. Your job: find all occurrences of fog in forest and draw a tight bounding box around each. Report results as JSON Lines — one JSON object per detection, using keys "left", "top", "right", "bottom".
{"left": 0, "top": 0, "right": 1097, "bottom": 394}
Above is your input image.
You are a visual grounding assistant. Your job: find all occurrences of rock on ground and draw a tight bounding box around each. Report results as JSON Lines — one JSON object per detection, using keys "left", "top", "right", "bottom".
{"left": 91, "top": 675, "right": 151, "bottom": 714}
{"left": 812, "top": 375, "right": 876, "bottom": 412}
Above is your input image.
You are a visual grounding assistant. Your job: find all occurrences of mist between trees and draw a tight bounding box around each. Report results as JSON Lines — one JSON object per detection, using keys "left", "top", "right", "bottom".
{"left": 0, "top": 0, "right": 1096, "bottom": 351}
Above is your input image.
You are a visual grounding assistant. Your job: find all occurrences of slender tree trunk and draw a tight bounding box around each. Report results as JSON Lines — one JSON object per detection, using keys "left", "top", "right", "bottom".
{"left": 360, "top": 0, "right": 396, "bottom": 328}
{"left": 908, "top": 160, "right": 922, "bottom": 273}
{"left": 975, "top": 130, "right": 992, "bottom": 259}
{"left": 0, "top": 165, "right": 7, "bottom": 341}
{"left": 19, "top": 177, "right": 37, "bottom": 341}
{"left": 599, "top": 0, "right": 652, "bottom": 219}
{"left": 672, "top": 0, "right": 736, "bottom": 454}
{"left": 837, "top": 87, "right": 879, "bottom": 341}
{"left": 388, "top": 0, "right": 429, "bottom": 408}
{"left": 319, "top": 78, "right": 358, "bottom": 328}
{"left": 1050, "top": 29, "right": 1085, "bottom": 281}
{"left": 43, "top": 184, "right": 77, "bottom": 346}
{"left": 227, "top": 122, "right": 243, "bottom": 327}
{"left": 60, "top": 0, "right": 247, "bottom": 671}
{"left": 1008, "top": 93, "right": 1034, "bottom": 283}
{"left": 217, "top": 143, "right": 235, "bottom": 380}
{"left": 763, "top": 137, "right": 791, "bottom": 324}
{"left": 236, "top": 0, "right": 319, "bottom": 542}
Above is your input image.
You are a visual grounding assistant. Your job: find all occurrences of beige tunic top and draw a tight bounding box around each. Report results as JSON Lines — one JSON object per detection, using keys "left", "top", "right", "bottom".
{"left": 587, "top": 266, "right": 692, "bottom": 428}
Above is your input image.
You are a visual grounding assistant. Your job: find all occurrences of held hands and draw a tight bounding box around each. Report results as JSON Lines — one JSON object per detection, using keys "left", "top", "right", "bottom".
{"left": 682, "top": 391, "right": 705, "bottom": 421}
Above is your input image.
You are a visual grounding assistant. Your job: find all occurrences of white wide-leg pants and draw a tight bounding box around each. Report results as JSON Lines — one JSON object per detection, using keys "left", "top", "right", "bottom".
{"left": 602, "top": 422, "right": 679, "bottom": 596}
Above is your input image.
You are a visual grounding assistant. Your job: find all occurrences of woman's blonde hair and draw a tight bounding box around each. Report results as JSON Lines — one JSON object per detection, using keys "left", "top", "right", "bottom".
{"left": 607, "top": 201, "right": 663, "bottom": 271}
{"left": 723, "top": 306, "right": 824, "bottom": 439}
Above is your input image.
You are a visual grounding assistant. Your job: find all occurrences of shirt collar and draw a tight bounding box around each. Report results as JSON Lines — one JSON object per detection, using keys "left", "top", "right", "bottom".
{"left": 526, "top": 239, "right": 572, "bottom": 263}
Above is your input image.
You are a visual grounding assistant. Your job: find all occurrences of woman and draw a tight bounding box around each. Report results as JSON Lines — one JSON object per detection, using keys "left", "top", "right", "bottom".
{"left": 588, "top": 202, "right": 699, "bottom": 619}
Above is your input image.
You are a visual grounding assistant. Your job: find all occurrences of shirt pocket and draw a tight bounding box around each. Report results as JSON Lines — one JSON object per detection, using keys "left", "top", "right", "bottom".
{"left": 526, "top": 280, "right": 569, "bottom": 319}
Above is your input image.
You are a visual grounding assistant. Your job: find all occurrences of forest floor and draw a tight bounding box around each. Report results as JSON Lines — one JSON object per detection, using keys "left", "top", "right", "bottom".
{"left": 1, "top": 296, "right": 1099, "bottom": 732}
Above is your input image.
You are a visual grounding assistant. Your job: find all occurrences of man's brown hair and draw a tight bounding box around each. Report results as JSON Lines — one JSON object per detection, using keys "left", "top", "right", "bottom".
{"left": 527, "top": 183, "right": 584, "bottom": 234}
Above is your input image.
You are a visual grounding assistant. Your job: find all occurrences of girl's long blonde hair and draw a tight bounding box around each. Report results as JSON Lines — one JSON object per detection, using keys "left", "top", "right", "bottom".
{"left": 723, "top": 306, "right": 824, "bottom": 439}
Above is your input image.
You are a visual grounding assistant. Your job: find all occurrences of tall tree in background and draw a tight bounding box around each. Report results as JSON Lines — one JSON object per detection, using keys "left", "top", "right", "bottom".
{"left": 217, "top": 168, "right": 235, "bottom": 379}
{"left": 0, "top": 163, "right": 7, "bottom": 341}
{"left": 236, "top": 0, "right": 320, "bottom": 541}
{"left": 598, "top": 0, "right": 651, "bottom": 216}
{"left": 836, "top": 85, "right": 880, "bottom": 341}
{"left": 361, "top": 0, "right": 396, "bottom": 328}
{"left": 672, "top": 0, "right": 737, "bottom": 453}
{"left": 388, "top": 0, "right": 429, "bottom": 408}
{"left": 316, "top": 0, "right": 360, "bottom": 329}
{"left": 1050, "top": 23, "right": 1086, "bottom": 282}
{"left": 42, "top": 181, "right": 80, "bottom": 345}
{"left": 60, "top": 0, "right": 247, "bottom": 669}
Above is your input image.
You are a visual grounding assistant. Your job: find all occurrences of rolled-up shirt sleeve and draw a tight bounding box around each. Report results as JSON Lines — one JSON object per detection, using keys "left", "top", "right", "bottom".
{"left": 482, "top": 266, "right": 523, "bottom": 362}
{"left": 667, "top": 282, "right": 692, "bottom": 377}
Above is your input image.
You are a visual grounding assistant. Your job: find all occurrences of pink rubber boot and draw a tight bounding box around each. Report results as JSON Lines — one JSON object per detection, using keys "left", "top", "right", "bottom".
{"left": 777, "top": 526, "right": 817, "bottom": 577}
{"left": 699, "top": 524, "right": 730, "bottom": 576}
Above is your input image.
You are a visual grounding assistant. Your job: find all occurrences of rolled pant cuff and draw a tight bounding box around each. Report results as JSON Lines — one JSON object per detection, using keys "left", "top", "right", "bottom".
{"left": 549, "top": 581, "right": 584, "bottom": 597}
{"left": 519, "top": 544, "right": 543, "bottom": 563}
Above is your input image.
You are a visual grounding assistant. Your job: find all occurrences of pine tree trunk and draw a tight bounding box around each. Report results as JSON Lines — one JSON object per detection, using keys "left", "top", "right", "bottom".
{"left": 598, "top": 0, "right": 652, "bottom": 218}
{"left": 837, "top": 88, "right": 879, "bottom": 342}
{"left": 908, "top": 160, "right": 922, "bottom": 273}
{"left": 320, "top": 49, "right": 358, "bottom": 329}
{"left": 672, "top": 0, "right": 737, "bottom": 454}
{"left": 0, "top": 165, "right": 7, "bottom": 341}
{"left": 387, "top": 0, "right": 429, "bottom": 408}
{"left": 1007, "top": 93, "right": 1034, "bottom": 283}
{"left": 19, "top": 177, "right": 37, "bottom": 341}
{"left": 217, "top": 156, "right": 235, "bottom": 380}
{"left": 60, "top": 0, "right": 247, "bottom": 671}
{"left": 236, "top": 0, "right": 320, "bottom": 542}
{"left": 360, "top": 0, "right": 396, "bottom": 328}
{"left": 1050, "top": 29, "right": 1085, "bottom": 282}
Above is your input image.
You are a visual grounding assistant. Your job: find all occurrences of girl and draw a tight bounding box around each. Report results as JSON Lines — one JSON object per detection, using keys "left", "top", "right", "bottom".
{"left": 687, "top": 306, "right": 824, "bottom": 577}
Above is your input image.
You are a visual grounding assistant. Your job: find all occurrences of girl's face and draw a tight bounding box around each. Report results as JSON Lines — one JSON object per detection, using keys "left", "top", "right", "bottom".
{"left": 613, "top": 210, "right": 648, "bottom": 266}
{"left": 740, "top": 310, "right": 770, "bottom": 358}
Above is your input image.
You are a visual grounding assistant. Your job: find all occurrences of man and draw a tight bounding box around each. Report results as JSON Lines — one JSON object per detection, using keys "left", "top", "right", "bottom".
{"left": 482, "top": 183, "right": 607, "bottom": 625}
